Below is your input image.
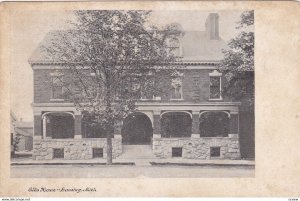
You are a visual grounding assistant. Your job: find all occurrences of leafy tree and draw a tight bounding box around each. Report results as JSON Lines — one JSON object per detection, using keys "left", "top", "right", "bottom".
{"left": 219, "top": 11, "right": 254, "bottom": 110}
{"left": 43, "top": 10, "right": 182, "bottom": 164}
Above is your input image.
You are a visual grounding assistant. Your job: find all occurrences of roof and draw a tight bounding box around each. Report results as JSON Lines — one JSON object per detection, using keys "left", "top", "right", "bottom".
{"left": 29, "top": 30, "right": 226, "bottom": 64}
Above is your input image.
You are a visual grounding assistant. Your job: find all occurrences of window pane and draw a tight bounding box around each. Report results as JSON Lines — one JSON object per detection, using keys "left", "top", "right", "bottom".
{"left": 171, "top": 77, "right": 183, "bottom": 99}
{"left": 210, "top": 77, "right": 221, "bottom": 99}
{"left": 53, "top": 86, "right": 63, "bottom": 99}
{"left": 52, "top": 76, "right": 64, "bottom": 99}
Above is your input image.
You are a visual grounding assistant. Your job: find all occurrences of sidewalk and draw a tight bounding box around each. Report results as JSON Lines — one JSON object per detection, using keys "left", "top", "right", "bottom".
{"left": 11, "top": 157, "right": 255, "bottom": 167}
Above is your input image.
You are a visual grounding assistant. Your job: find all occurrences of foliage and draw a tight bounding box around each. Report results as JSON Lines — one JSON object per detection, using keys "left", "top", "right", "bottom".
{"left": 44, "top": 10, "right": 183, "bottom": 163}
{"left": 219, "top": 11, "right": 254, "bottom": 110}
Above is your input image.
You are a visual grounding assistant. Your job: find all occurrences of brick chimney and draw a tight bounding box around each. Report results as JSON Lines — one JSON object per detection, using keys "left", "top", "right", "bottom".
{"left": 205, "top": 13, "right": 219, "bottom": 40}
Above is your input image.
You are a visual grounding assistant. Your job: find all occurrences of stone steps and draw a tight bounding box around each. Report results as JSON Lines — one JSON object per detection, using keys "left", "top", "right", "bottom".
{"left": 119, "top": 145, "right": 156, "bottom": 159}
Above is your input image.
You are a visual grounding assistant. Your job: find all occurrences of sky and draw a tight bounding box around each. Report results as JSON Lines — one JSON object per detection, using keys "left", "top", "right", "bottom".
{"left": 10, "top": 10, "right": 245, "bottom": 122}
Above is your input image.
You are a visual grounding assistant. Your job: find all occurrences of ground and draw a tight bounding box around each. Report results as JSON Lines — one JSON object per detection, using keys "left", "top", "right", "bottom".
{"left": 11, "top": 165, "right": 254, "bottom": 178}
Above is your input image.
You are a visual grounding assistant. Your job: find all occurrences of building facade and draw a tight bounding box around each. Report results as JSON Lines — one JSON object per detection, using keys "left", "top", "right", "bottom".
{"left": 29, "top": 13, "right": 241, "bottom": 160}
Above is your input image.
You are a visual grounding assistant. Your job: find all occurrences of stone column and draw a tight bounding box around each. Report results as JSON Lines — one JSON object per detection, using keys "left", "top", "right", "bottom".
{"left": 74, "top": 114, "right": 82, "bottom": 139}
{"left": 42, "top": 116, "right": 46, "bottom": 139}
{"left": 229, "top": 112, "right": 239, "bottom": 138}
{"left": 153, "top": 110, "right": 161, "bottom": 138}
{"left": 33, "top": 115, "right": 42, "bottom": 139}
{"left": 43, "top": 116, "right": 52, "bottom": 139}
{"left": 191, "top": 111, "right": 200, "bottom": 138}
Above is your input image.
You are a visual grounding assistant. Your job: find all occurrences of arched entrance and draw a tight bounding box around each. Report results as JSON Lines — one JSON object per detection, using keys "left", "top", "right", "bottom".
{"left": 121, "top": 112, "right": 153, "bottom": 145}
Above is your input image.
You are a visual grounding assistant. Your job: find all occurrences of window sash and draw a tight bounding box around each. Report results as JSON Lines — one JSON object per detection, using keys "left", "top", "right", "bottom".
{"left": 51, "top": 77, "right": 64, "bottom": 99}
{"left": 209, "top": 76, "right": 221, "bottom": 99}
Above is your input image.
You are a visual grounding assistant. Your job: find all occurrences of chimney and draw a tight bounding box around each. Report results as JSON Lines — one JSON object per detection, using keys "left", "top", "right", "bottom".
{"left": 205, "top": 13, "right": 219, "bottom": 40}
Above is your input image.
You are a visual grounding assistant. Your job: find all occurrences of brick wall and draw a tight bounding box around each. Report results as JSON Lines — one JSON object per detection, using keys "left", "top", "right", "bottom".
{"left": 33, "top": 65, "right": 231, "bottom": 103}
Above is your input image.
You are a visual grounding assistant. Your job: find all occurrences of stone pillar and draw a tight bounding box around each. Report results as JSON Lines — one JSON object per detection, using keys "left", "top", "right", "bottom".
{"left": 74, "top": 114, "right": 82, "bottom": 139}
{"left": 153, "top": 110, "right": 161, "bottom": 138}
{"left": 42, "top": 116, "right": 52, "bottom": 139}
{"left": 229, "top": 112, "right": 239, "bottom": 138}
{"left": 191, "top": 111, "right": 200, "bottom": 138}
{"left": 34, "top": 115, "right": 42, "bottom": 139}
{"left": 42, "top": 116, "right": 46, "bottom": 139}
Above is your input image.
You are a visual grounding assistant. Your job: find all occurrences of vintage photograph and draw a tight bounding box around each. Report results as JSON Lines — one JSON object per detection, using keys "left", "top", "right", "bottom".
{"left": 10, "top": 9, "right": 255, "bottom": 178}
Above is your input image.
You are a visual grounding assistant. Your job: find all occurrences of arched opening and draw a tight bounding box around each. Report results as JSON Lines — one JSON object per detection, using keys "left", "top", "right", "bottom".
{"left": 161, "top": 111, "right": 192, "bottom": 138}
{"left": 199, "top": 111, "right": 230, "bottom": 137}
{"left": 121, "top": 112, "right": 153, "bottom": 145}
{"left": 81, "top": 113, "right": 106, "bottom": 138}
{"left": 43, "top": 112, "right": 74, "bottom": 139}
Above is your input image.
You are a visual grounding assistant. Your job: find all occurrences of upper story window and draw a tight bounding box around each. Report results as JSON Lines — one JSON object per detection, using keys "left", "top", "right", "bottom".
{"left": 171, "top": 71, "right": 184, "bottom": 100}
{"left": 50, "top": 72, "right": 64, "bottom": 100}
{"left": 209, "top": 70, "right": 222, "bottom": 100}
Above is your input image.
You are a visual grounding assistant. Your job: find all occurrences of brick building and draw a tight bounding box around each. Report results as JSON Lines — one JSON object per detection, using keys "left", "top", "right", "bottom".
{"left": 29, "top": 13, "right": 241, "bottom": 160}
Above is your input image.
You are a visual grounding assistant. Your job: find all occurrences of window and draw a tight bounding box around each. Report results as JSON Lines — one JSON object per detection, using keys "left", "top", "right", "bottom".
{"left": 210, "top": 147, "right": 221, "bottom": 157}
{"left": 140, "top": 78, "right": 155, "bottom": 100}
{"left": 53, "top": 148, "right": 64, "bottom": 159}
{"left": 172, "top": 147, "right": 183, "bottom": 157}
{"left": 92, "top": 148, "right": 103, "bottom": 158}
{"left": 51, "top": 76, "right": 64, "bottom": 99}
{"left": 171, "top": 77, "right": 183, "bottom": 100}
{"left": 209, "top": 70, "right": 222, "bottom": 100}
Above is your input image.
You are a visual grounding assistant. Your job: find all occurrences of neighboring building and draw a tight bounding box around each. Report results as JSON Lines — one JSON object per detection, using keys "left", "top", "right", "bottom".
{"left": 13, "top": 121, "right": 33, "bottom": 152}
{"left": 11, "top": 111, "right": 33, "bottom": 153}
{"left": 29, "top": 13, "right": 241, "bottom": 160}
{"left": 10, "top": 111, "right": 17, "bottom": 154}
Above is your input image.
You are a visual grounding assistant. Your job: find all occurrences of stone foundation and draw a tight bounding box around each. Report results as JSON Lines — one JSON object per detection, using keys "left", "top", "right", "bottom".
{"left": 33, "top": 138, "right": 122, "bottom": 160}
{"left": 152, "top": 135, "right": 240, "bottom": 159}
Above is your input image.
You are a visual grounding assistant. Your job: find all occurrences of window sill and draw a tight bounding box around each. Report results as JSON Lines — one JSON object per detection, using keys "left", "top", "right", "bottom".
{"left": 50, "top": 98, "right": 65, "bottom": 102}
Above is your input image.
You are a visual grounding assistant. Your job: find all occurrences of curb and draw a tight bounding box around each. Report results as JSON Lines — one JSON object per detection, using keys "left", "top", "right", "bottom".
{"left": 11, "top": 162, "right": 135, "bottom": 166}
{"left": 149, "top": 162, "right": 255, "bottom": 167}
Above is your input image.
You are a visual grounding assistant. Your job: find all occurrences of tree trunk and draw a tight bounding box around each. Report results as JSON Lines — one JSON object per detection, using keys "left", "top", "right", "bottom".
{"left": 106, "top": 135, "right": 113, "bottom": 165}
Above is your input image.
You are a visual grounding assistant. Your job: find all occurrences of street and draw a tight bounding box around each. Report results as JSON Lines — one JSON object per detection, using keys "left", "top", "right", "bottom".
{"left": 11, "top": 164, "right": 254, "bottom": 178}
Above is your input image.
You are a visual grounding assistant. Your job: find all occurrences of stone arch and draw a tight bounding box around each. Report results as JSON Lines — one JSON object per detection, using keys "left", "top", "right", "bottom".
{"left": 42, "top": 111, "right": 75, "bottom": 119}
{"left": 160, "top": 110, "right": 192, "bottom": 119}
{"left": 199, "top": 110, "right": 230, "bottom": 118}
{"left": 121, "top": 112, "right": 153, "bottom": 145}
{"left": 199, "top": 111, "right": 230, "bottom": 137}
{"left": 160, "top": 111, "right": 192, "bottom": 138}
{"left": 42, "top": 111, "right": 75, "bottom": 139}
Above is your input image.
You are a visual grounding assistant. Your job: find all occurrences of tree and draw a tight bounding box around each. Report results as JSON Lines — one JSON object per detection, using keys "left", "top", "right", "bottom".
{"left": 11, "top": 134, "right": 21, "bottom": 157}
{"left": 219, "top": 11, "right": 254, "bottom": 111}
{"left": 43, "top": 10, "right": 183, "bottom": 164}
